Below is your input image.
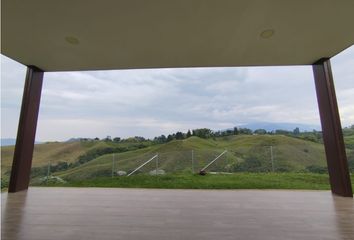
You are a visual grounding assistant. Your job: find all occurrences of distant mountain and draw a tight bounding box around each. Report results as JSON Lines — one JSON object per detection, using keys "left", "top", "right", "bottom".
{"left": 238, "top": 122, "right": 321, "bottom": 132}
{"left": 66, "top": 138, "right": 83, "bottom": 143}
{"left": 1, "top": 138, "right": 42, "bottom": 147}
{"left": 1, "top": 138, "right": 16, "bottom": 147}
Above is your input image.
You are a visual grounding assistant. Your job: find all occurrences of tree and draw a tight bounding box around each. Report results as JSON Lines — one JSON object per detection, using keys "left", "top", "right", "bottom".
{"left": 275, "top": 129, "right": 290, "bottom": 135}
{"left": 186, "top": 130, "right": 192, "bottom": 138}
{"left": 254, "top": 129, "right": 267, "bottom": 135}
{"left": 293, "top": 127, "right": 300, "bottom": 135}
{"left": 113, "top": 137, "right": 121, "bottom": 142}
{"left": 167, "top": 134, "right": 174, "bottom": 142}
{"left": 225, "top": 129, "right": 233, "bottom": 136}
{"left": 134, "top": 136, "right": 146, "bottom": 142}
{"left": 213, "top": 131, "right": 221, "bottom": 137}
{"left": 104, "top": 136, "right": 112, "bottom": 141}
{"left": 154, "top": 135, "right": 167, "bottom": 143}
{"left": 175, "top": 131, "right": 184, "bottom": 140}
{"left": 239, "top": 128, "right": 253, "bottom": 135}
{"left": 192, "top": 128, "right": 213, "bottom": 138}
{"left": 160, "top": 135, "right": 167, "bottom": 142}
{"left": 94, "top": 137, "right": 100, "bottom": 141}
{"left": 233, "top": 127, "right": 239, "bottom": 135}
{"left": 52, "top": 161, "right": 69, "bottom": 172}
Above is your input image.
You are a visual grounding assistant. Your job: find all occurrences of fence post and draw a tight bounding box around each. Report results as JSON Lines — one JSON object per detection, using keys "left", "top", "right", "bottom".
{"left": 270, "top": 146, "right": 274, "bottom": 172}
{"left": 46, "top": 159, "right": 51, "bottom": 184}
{"left": 191, "top": 150, "right": 194, "bottom": 174}
{"left": 112, "top": 153, "right": 115, "bottom": 178}
{"left": 156, "top": 153, "right": 159, "bottom": 176}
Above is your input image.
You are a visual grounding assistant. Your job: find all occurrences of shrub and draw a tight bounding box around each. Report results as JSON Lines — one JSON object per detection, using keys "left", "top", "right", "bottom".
{"left": 306, "top": 165, "right": 328, "bottom": 174}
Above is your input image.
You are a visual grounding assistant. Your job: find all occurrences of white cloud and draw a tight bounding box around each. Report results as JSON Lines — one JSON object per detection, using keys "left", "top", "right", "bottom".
{"left": 1, "top": 45, "right": 354, "bottom": 141}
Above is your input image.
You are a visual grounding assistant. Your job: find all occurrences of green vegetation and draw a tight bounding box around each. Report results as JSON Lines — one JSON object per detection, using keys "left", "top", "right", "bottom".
{"left": 43, "top": 135, "right": 331, "bottom": 182}
{"left": 1, "top": 139, "right": 152, "bottom": 176}
{"left": 1, "top": 125, "right": 354, "bottom": 191}
{"left": 38, "top": 173, "right": 354, "bottom": 191}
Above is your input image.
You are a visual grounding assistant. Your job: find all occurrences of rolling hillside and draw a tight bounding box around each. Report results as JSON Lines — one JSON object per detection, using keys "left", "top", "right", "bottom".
{"left": 52, "top": 135, "right": 328, "bottom": 181}
{"left": 2, "top": 134, "right": 354, "bottom": 184}
{"left": 1, "top": 140, "right": 151, "bottom": 177}
{"left": 1, "top": 141, "right": 108, "bottom": 174}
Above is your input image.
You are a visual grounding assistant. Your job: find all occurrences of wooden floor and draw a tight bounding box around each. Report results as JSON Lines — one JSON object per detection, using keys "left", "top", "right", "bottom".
{"left": 1, "top": 188, "right": 354, "bottom": 240}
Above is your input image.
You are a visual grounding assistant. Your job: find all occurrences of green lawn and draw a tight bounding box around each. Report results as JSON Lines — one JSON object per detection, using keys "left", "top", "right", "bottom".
{"left": 36, "top": 173, "right": 354, "bottom": 191}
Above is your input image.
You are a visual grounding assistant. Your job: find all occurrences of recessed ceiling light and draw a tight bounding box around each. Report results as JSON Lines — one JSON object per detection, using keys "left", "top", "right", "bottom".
{"left": 65, "top": 36, "right": 80, "bottom": 45}
{"left": 260, "top": 29, "right": 275, "bottom": 39}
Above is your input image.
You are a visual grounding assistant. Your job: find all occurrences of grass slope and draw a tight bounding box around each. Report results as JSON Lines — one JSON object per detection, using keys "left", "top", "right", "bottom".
{"left": 1, "top": 140, "right": 129, "bottom": 176}
{"left": 345, "top": 135, "right": 354, "bottom": 149}
{"left": 51, "top": 135, "right": 327, "bottom": 181}
{"left": 40, "top": 173, "right": 354, "bottom": 191}
{"left": 3, "top": 134, "right": 354, "bottom": 191}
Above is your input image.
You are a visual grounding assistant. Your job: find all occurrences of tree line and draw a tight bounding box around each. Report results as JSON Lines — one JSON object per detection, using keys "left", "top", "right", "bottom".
{"left": 152, "top": 127, "right": 325, "bottom": 144}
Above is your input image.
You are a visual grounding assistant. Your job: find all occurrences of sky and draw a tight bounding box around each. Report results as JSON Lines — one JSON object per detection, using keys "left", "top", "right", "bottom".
{"left": 1, "top": 46, "right": 353, "bottom": 141}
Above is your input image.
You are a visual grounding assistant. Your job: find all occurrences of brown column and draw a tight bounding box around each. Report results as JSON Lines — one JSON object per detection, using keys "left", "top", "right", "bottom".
{"left": 8, "top": 66, "right": 44, "bottom": 193}
{"left": 313, "top": 58, "right": 352, "bottom": 197}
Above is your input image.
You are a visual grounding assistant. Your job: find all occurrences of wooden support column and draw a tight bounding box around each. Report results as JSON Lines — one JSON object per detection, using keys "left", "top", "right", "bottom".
{"left": 313, "top": 58, "right": 353, "bottom": 197}
{"left": 8, "top": 66, "right": 44, "bottom": 193}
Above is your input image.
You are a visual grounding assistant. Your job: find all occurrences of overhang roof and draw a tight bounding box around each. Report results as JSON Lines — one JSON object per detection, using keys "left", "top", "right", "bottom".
{"left": 1, "top": 0, "right": 354, "bottom": 72}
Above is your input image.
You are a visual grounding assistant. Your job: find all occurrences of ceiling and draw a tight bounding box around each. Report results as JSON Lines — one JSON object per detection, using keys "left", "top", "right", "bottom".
{"left": 1, "top": 0, "right": 354, "bottom": 71}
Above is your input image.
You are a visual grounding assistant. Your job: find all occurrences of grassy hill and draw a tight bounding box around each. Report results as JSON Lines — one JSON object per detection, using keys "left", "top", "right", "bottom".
{"left": 1, "top": 139, "right": 152, "bottom": 179}
{"left": 1, "top": 141, "right": 110, "bottom": 174}
{"left": 52, "top": 135, "right": 329, "bottom": 181}
{"left": 3, "top": 134, "right": 354, "bottom": 188}
{"left": 1, "top": 135, "right": 329, "bottom": 181}
{"left": 345, "top": 135, "right": 354, "bottom": 149}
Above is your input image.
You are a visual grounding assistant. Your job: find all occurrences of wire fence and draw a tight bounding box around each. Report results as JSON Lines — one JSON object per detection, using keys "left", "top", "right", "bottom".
{"left": 32, "top": 144, "right": 328, "bottom": 183}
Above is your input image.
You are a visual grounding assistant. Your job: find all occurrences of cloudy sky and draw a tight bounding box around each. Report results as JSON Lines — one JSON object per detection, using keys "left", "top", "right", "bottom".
{"left": 1, "top": 46, "right": 353, "bottom": 141}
